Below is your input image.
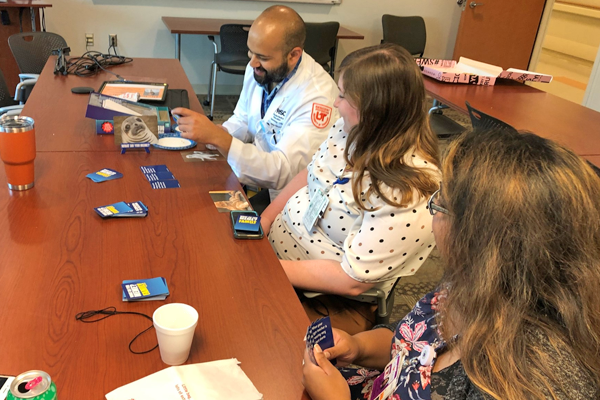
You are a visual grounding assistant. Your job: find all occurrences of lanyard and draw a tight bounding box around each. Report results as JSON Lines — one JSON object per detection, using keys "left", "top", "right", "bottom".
{"left": 322, "top": 176, "right": 350, "bottom": 196}
{"left": 302, "top": 169, "right": 351, "bottom": 232}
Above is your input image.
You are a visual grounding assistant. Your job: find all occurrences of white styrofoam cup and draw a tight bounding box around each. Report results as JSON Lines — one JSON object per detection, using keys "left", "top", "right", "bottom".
{"left": 153, "top": 303, "right": 199, "bottom": 365}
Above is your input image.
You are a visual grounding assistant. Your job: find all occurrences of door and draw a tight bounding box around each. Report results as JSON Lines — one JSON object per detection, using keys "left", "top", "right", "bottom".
{"left": 453, "top": 0, "right": 547, "bottom": 70}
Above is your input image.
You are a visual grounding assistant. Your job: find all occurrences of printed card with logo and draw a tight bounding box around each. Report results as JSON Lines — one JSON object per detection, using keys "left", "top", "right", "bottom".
{"left": 86, "top": 168, "right": 123, "bottom": 183}
{"left": 94, "top": 201, "right": 148, "bottom": 218}
{"left": 233, "top": 213, "right": 261, "bottom": 232}
{"left": 122, "top": 277, "right": 169, "bottom": 301}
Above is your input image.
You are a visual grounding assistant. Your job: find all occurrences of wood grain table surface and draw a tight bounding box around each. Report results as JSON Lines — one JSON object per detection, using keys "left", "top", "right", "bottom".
{"left": 0, "top": 1, "right": 52, "bottom": 8}
{"left": 1, "top": 59, "right": 311, "bottom": 399}
{"left": 21, "top": 58, "right": 202, "bottom": 153}
{"left": 424, "top": 77, "right": 600, "bottom": 161}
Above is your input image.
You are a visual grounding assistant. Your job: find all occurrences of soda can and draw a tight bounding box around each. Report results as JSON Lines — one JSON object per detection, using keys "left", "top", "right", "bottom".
{"left": 6, "top": 371, "right": 56, "bottom": 400}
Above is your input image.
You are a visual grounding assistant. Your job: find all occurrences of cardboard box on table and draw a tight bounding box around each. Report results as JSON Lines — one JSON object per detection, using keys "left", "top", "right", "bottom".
{"left": 85, "top": 92, "right": 172, "bottom": 135}
{"left": 415, "top": 57, "right": 553, "bottom": 86}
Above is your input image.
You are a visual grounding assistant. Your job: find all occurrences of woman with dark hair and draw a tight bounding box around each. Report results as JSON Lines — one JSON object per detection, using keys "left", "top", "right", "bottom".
{"left": 260, "top": 43, "right": 440, "bottom": 296}
{"left": 302, "top": 129, "right": 600, "bottom": 400}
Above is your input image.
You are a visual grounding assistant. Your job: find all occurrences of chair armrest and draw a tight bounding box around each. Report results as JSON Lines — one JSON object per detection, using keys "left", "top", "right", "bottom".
{"left": 19, "top": 73, "right": 39, "bottom": 81}
{"left": 207, "top": 35, "right": 218, "bottom": 54}
{"left": 14, "top": 78, "right": 38, "bottom": 103}
{"left": 303, "top": 291, "right": 324, "bottom": 299}
{"left": 0, "top": 105, "right": 24, "bottom": 117}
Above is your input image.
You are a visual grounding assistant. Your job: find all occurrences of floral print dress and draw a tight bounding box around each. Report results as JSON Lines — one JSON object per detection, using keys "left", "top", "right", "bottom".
{"left": 340, "top": 290, "right": 449, "bottom": 400}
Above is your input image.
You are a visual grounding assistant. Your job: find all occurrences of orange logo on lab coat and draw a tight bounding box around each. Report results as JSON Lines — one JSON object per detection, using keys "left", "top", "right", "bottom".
{"left": 311, "top": 103, "right": 332, "bottom": 129}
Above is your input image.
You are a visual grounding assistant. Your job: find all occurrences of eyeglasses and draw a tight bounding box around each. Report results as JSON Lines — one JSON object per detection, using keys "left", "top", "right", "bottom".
{"left": 428, "top": 189, "right": 449, "bottom": 216}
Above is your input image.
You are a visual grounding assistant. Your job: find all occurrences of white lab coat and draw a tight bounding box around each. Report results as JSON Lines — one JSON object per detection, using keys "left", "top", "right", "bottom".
{"left": 223, "top": 52, "right": 339, "bottom": 198}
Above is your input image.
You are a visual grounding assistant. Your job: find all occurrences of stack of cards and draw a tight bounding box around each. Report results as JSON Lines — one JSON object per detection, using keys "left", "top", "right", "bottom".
{"left": 140, "top": 165, "right": 180, "bottom": 189}
{"left": 122, "top": 277, "right": 169, "bottom": 301}
{"left": 305, "top": 316, "right": 336, "bottom": 365}
{"left": 86, "top": 168, "right": 123, "bottom": 183}
{"left": 233, "top": 213, "right": 261, "bottom": 232}
{"left": 94, "top": 201, "right": 148, "bottom": 218}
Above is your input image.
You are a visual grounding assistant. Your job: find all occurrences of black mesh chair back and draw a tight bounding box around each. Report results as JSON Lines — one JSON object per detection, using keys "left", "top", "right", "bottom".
{"left": 0, "top": 69, "right": 16, "bottom": 108}
{"left": 466, "top": 101, "right": 518, "bottom": 133}
{"left": 381, "top": 15, "right": 426, "bottom": 57}
{"left": 216, "top": 24, "right": 251, "bottom": 74}
{"left": 305, "top": 22, "right": 340, "bottom": 73}
{"left": 204, "top": 24, "right": 251, "bottom": 119}
{"left": 8, "top": 32, "right": 68, "bottom": 74}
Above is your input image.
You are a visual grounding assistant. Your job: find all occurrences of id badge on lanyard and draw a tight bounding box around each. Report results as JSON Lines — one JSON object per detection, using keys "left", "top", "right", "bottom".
{"left": 302, "top": 188, "right": 329, "bottom": 232}
{"left": 368, "top": 351, "right": 405, "bottom": 400}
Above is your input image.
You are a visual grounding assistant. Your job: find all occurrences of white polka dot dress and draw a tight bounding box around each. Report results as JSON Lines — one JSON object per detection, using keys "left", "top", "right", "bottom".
{"left": 268, "top": 118, "right": 439, "bottom": 291}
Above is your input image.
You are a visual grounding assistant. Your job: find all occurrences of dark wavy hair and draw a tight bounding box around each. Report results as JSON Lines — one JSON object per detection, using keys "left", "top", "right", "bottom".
{"left": 338, "top": 43, "right": 439, "bottom": 210}
{"left": 440, "top": 129, "right": 600, "bottom": 399}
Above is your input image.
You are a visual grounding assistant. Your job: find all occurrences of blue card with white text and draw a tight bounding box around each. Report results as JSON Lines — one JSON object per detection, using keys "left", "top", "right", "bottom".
{"left": 305, "top": 316, "right": 336, "bottom": 365}
{"left": 151, "top": 180, "right": 180, "bottom": 189}
{"left": 140, "top": 165, "right": 170, "bottom": 174}
{"left": 233, "top": 213, "right": 261, "bottom": 232}
{"left": 144, "top": 171, "right": 176, "bottom": 182}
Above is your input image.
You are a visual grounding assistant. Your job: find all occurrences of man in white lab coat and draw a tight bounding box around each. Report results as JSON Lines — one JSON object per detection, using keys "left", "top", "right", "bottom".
{"left": 174, "top": 6, "right": 339, "bottom": 208}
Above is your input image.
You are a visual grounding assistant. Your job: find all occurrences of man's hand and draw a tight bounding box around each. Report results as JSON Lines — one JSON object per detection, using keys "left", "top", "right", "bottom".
{"left": 302, "top": 344, "right": 350, "bottom": 400}
{"left": 172, "top": 108, "right": 233, "bottom": 156}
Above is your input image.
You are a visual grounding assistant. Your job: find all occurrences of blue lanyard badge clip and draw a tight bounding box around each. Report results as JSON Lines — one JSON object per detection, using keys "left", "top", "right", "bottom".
{"left": 302, "top": 175, "right": 350, "bottom": 232}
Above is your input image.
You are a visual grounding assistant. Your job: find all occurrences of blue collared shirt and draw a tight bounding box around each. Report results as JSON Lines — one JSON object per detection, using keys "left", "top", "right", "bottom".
{"left": 260, "top": 56, "right": 302, "bottom": 119}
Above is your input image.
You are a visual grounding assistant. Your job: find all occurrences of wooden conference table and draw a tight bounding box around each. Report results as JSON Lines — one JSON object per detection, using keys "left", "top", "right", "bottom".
{"left": 162, "top": 16, "right": 365, "bottom": 75}
{"left": 423, "top": 77, "right": 600, "bottom": 165}
{"left": 0, "top": 58, "right": 310, "bottom": 399}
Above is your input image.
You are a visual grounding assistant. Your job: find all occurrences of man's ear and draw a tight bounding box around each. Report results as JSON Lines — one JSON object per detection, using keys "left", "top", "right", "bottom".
{"left": 288, "top": 46, "right": 303, "bottom": 65}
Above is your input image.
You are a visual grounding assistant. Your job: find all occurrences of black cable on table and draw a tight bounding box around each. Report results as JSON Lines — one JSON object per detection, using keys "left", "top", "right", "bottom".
{"left": 75, "top": 306, "right": 158, "bottom": 354}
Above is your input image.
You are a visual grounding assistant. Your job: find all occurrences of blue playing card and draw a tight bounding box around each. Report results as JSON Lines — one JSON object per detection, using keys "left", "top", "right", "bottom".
{"left": 144, "top": 171, "right": 176, "bottom": 182}
{"left": 233, "top": 213, "right": 261, "bottom": 232}
{"left": 151, "top": 180, "right": 180, "bottom": 189}
{"left": 86, "top": 168, "right": 123, "bottom": 183}
{"left": 305, "top": 316, "right": 336, "bottom": 365}
{"left": 140, "top": 165, "right": 170, "bottom": 174}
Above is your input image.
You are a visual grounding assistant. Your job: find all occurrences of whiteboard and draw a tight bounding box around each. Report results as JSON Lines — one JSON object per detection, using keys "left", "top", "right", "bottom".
{"left": 235, "top": 0, "right": 340, "bottom": 4}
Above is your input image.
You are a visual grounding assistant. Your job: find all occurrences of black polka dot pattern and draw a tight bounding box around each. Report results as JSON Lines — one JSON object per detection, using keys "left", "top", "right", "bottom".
{"left": 265, "top": 118, "right": 440, "bottom": 289}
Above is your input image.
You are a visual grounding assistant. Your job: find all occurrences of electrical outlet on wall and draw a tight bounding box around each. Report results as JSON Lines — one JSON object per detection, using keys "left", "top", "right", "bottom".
{"left": 109, "top": 34, "right": 117, "bottom": 47}
{"left": 85, "top": 33, "right": 94, "bottom": 47}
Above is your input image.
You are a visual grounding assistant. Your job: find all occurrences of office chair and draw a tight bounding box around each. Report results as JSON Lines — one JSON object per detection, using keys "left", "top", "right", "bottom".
{"left": 304, "top": 22, "right": 340, "bottom": 77}
{"left": 381, "top": 15, "right": 426, "bottom": 57}
{"left": 203, "top": 24, "right": 251, "bottom": 120}
{"left": 304, "top": 278, "right": 401, "bottom": 324}
{"left": 429, "top": 101, "right": 467, "bottom": 138}
{"left": 466, "top": 101, "right": 518, "bottom": 133}
{"left": 380, "top": 15, "right": 464, "bottom": 138}
{"left": 0, "top": 69, "right": 27, "bottom": 117}
{"left": 9, "top": 32, "right": 68, "bottom": 74}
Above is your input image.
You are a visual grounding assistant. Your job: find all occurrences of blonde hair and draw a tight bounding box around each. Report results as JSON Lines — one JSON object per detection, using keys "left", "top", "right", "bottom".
{"left": 440, "top": 129, "right": 600, "bottom": 399}
{"left": 338, "top": 43, "right": 439, "bottom": 210}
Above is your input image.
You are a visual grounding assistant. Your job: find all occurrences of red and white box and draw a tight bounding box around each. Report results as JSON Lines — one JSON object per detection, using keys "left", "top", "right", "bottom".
{"left": 416, "top": 57, "right": 553, "bottom": 86}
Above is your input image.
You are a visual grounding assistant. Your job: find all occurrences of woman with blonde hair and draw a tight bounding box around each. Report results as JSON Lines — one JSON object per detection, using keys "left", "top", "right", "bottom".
{"left": 302, "top": 129, "right": 600, "bottom": 400}
{"left": 261, "top": 43, "right": 440, "bottom": 297}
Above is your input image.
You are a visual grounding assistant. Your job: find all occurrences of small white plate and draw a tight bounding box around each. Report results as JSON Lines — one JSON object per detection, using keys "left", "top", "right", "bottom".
{"left": 153, "top": 137, "right": 197, "bottom": 151}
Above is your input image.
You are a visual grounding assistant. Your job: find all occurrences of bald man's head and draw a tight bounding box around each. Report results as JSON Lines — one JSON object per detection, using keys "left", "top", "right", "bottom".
{"left": 255, "top": 5, "right": 306, "bottom": 54}
{"left": 247, "top": 6, "right": 306, "bottom": 86}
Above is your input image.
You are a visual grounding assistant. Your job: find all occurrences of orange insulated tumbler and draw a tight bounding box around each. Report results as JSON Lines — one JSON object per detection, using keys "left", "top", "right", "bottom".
{"left": 0, "top": 116, "right": 36, "bottom": 190}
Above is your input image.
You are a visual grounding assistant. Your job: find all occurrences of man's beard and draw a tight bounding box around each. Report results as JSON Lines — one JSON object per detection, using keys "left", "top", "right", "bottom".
{"left": 253, "top": 59, "right": 290, "bottom": 86}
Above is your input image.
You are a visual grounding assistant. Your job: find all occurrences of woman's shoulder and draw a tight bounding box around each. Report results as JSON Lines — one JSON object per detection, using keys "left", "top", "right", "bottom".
{"left": 528, "top": 329, "right": 599, "bottom": 399}
{"left": 406, "top": 150, "right": 440, "bottom": 175}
